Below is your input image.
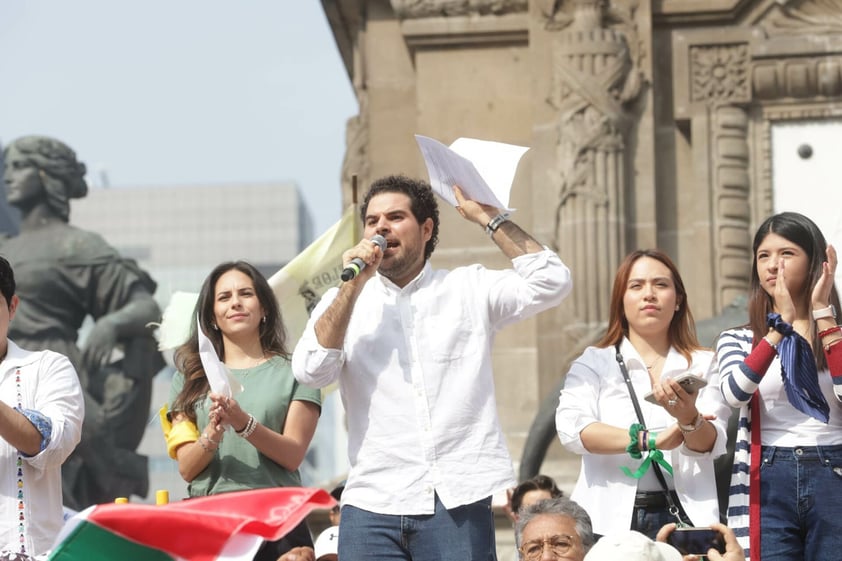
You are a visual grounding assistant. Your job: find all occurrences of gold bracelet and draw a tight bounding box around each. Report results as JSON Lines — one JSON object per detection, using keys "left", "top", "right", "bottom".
{"left": 824, "top": 337, "right": 842, "bottom": 353}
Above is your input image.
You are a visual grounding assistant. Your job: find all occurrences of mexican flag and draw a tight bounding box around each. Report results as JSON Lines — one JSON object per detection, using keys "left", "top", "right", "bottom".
{"left": 47, "top": 487, "right": 335, "bottom": 561}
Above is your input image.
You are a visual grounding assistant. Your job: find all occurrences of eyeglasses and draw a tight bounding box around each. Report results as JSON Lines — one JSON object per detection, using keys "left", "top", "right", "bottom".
{"left": 518, "top": 534, "right": 576, "bottom": 560}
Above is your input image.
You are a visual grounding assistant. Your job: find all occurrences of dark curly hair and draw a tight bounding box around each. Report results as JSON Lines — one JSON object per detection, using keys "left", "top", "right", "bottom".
{"left": 360, "top": 175, "right": 439, "bottom": 261}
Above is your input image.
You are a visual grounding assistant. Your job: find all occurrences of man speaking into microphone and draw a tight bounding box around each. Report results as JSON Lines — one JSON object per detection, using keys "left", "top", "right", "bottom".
{"left": 292, "top": 175, "right": 572, "bottom": 561}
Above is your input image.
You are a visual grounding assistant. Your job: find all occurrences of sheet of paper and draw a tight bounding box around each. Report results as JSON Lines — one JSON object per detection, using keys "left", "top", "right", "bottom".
{"left": 197, "top": 314, "right": 243, "bottom": 398}
{"left": 415, "top": 135, "right": 529, "bottom": 210}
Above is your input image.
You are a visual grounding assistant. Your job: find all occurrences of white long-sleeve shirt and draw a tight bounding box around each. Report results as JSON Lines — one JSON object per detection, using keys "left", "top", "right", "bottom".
{"left": 293, "top": 249, "right": 571, "bottom": 515}
{"left": 556, "top": 340, "right": 730, "bottom": 536}
{"left": 0, "top": 340, "right": 83, "bottom": 556}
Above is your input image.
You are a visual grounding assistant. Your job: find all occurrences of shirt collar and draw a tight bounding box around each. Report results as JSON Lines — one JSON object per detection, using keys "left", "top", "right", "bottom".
{"left": 375, "top": 261, "right": 431, "bottom": 293}
{"left": 619, "top": 337, "right": 689, "bottom": 374}
{"left": 0, "top": 340, "right": 40, "bottom": 373}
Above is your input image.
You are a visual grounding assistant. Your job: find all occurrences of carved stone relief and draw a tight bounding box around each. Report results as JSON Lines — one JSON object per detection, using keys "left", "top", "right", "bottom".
{"left": 682, "top": 0, "right": 842, "bottom": 311}
{"left": 390, "top": 0, "right": 527, "bottom": 18}
{"left": 690, "top": 44, "right": 751, "bottom": 104}
{"left": 762, "top": 0, "right": 842, "bottom": 35}
{"left": 711, "top": 105, "right": 752, "bottom": 310}
{"left": 547, "top": 0, "right": 644, "bottom": 324}
{"left": 754, "top": 56, "right": 842, "bottom": 99}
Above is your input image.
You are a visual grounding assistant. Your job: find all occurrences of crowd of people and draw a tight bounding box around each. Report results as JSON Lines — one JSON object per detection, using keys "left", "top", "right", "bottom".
{"left": 2, "top": 139, "right": 840, "bottom": 561}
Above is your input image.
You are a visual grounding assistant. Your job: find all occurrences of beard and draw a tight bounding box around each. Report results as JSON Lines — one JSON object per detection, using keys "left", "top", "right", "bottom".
{"left": 378, "top": 246, "right": 423, "bottom": 283}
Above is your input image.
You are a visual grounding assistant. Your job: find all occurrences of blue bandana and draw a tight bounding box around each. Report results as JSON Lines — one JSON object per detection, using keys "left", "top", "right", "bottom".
{"left": 768, "top": 313, "right": 829, "bottom": 423}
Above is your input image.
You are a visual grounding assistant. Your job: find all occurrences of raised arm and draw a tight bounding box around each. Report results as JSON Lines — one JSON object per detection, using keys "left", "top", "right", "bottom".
{"left": 313, "top": 237, "right": 383, "bottom": 349}
{"left": 453, "top": 185, "right": 545, "bottom": 258}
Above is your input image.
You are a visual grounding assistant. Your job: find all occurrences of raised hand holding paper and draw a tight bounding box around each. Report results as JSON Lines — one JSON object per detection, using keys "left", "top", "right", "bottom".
{"left": 414, "top": 135, "right": 529, "bottom": 210}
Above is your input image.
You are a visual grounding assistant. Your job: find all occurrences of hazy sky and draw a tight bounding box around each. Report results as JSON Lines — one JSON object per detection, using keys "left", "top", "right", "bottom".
{"left": 0, "top": 1, "right": 357, "bottom": 235}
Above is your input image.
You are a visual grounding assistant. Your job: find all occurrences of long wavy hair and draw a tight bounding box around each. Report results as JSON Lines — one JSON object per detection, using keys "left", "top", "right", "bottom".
{"left": 597, "top": 249, "right": 701, "bottom": 364}
{"left": 748, "top": 212, "right": 841, "bottom": 370}
{"left": 4, "top": 135, "right": 88, "bottom": 221}
{"left": 172, "top": 261, "right": 288, "bottom": 421}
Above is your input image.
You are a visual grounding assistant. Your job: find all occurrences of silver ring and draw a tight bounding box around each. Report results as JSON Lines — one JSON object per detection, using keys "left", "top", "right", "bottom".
{"left": 667, "top": 399, "right": 677, "bottom": 407}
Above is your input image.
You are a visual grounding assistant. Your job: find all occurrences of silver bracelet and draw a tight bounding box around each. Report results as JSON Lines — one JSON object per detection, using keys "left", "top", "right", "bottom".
{"left": 484, "top": 213, "right": 510, "bottom": 237}
{"left": 236, "top": 414, "right": 258, "bottom": 438}
{"left": 203, "top": 432, "right": 221, "bottom": 445}
{"left": 198, "top": 434, "right": 217, "bottom": 453}
{"left": 678, "top": 412, "right": 704, "bottom": 434}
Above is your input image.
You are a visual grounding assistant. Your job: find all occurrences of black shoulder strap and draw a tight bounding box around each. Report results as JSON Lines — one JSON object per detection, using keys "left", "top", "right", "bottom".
{"left": 614, "top": 343, "right": 687, "bottom": 523}
{"left": 615, "top": 344, "right": 646, "bottom": 425}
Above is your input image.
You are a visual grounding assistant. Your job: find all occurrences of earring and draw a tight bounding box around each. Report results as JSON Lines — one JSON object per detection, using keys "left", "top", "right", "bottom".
{"left": 262, "top": 316, "right": 267, "bottom": 324}
{"left": 211, "top": 323, "right": 219, "bottom": 331}
{"left": 675, "top": 305, "right": 680, "bottom": 311}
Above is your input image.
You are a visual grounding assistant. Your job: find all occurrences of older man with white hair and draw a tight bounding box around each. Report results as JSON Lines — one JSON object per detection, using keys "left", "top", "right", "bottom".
{"left": 515, "top": 497, "right": 595, "bottom": 561}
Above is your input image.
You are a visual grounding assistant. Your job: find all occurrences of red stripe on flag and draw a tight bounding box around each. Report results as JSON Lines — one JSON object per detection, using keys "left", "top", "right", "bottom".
{"left": 87, "top": 487, "right": 334, "bottom": 561}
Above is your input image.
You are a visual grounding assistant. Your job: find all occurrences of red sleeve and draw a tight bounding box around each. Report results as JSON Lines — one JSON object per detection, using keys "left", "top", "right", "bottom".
{"left": 824, "top": 340, "right": 842, "bottom": 378}
{"left": 745, "top": 337, "right": 777, "bottom": 375}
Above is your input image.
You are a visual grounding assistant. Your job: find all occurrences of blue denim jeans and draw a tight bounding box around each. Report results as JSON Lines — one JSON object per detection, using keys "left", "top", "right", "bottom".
{"left": 759, "top": 445, "right": 842, "bottom": 561}
{"left": 630, "top": 493, "right": 692, "bottom": 540}
{"left": 338, "top": 494, "right": 497, "bottom": 561}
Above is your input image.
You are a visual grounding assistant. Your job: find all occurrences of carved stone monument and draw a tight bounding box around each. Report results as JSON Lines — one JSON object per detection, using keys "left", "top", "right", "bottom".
{"left": 1, "top": 136, "right": 164, "bottom": 509}
{"left": 324, "top": 1, "right": 842, "bottom": 553}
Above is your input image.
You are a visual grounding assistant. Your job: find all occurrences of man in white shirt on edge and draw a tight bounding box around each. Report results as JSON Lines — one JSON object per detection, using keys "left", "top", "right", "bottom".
{"left": 0, "top": 255, "right": 84, "bottom": 557}
{"left": 292, "top": 175, "right": 572, "bottom": 561}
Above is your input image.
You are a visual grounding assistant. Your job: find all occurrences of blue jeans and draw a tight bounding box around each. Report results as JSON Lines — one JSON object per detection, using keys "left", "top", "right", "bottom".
{"left": 630, "top": 493, "right": 692, "bottom": 540}
{"left": 338, "top": 494, "right": 497, "bottom": 561}
{"left": 759, "top": 445, "right": 842, "bottom": 561}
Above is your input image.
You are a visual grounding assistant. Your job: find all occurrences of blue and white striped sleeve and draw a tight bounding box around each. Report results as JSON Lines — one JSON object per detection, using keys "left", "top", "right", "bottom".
{"left": 716, "top": 329, "right": 760, "bottom": 408}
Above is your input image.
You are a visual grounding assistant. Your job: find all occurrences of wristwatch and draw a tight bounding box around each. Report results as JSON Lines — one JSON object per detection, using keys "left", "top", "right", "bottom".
{"left": 678, "top": 412, "right": 704, "bottom": 433}
{"left": 485, "top": 213, "right": 510, "bottom": 237}
{"left": 812, "top": 304, "right": 837, "bottom": 321}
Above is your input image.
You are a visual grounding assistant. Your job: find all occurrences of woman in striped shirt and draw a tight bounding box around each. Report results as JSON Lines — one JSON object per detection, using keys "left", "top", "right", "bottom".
{"left": 716, "top": 211, "right": 842, "bottom": 561}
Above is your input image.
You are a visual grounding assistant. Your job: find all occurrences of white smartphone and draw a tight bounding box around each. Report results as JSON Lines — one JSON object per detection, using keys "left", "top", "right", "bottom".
{"left": 643, "top": 373, "right": 708, "bottom": 404}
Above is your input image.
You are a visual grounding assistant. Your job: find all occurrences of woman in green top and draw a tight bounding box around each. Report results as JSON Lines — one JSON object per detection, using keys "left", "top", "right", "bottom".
{"left": 167, "top": 261, "right": 321, "bottom": 561}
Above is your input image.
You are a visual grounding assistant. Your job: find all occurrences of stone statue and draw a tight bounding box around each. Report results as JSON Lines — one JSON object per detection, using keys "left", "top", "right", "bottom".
{"left": 1, "top": 136, "right": 164, "bottom": 509}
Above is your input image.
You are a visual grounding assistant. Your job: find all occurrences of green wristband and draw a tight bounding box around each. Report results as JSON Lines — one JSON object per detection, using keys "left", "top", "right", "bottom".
{"left": 626, "top": 423, "right": 645, "bottom": 459}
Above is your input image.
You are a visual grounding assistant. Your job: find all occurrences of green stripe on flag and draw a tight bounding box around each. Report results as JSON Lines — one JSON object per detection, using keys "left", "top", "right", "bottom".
{"left": 49, "top": 521, "right": 176, "bottom": 561}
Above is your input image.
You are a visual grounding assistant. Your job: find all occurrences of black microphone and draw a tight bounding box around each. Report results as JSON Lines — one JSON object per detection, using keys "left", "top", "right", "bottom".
{"left": 341, "top": 235, "right": 387, "bottom": 281}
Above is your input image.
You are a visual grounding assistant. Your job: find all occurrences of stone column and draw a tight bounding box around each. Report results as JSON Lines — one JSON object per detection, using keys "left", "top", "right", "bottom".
{"left": 547, "top": 0, "right": 643, "bottom": 326}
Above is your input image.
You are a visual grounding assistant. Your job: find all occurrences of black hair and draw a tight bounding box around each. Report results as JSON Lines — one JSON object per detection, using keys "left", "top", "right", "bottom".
{"left": 748, "top": 212, "right": 841, "bottom": 369}
{"left": 511, "top": 474, "right": 564, "bottom": 514}
{"left": 0, "top": 256, "right": 15, "bottom": 307}
{"left": 360, "top": 175, "right": 440, "bottom": 261}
